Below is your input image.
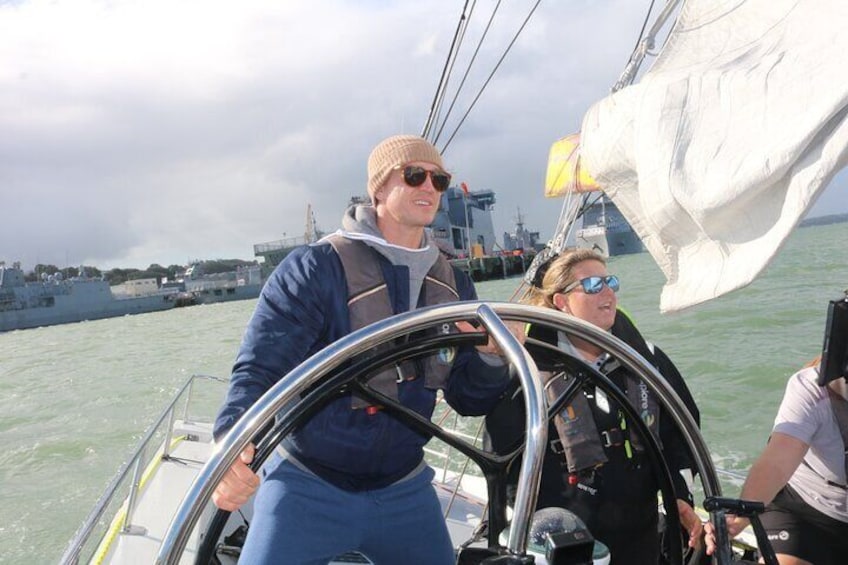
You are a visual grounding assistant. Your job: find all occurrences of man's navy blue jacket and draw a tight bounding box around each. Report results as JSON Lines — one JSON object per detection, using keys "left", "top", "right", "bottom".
{"left": 213, "top": 241, "right": 510, "bottom": 490}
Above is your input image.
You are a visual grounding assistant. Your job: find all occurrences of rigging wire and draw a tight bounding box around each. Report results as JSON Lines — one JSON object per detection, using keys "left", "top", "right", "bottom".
{"left": 423, "top": 0, "right": 585, "bottom": 302}
{"left": 429, "top": 1, "right": 478, "bottom": 145}
{"left": 646, "top": 0, "right": 682, "bottom": 57}
{"left": 422, "top": 0, "right": 472, "bottom": 142}
{"left": 422, "top": 1, "right": 545, "bottom": 302}
{"left": 424, "top": 2, "right": 675, "bottom": 300}
{"left": 612, "top": 0, "right": 682, "bottom": 92}
{"left": 432, "top": 0, "right": 500, "bottom": 147}
{"left": 629, "top": 0, "right": 656, "bottom": 62}
{"left": 438, "top": 0, "right": 543, "bottom": 155}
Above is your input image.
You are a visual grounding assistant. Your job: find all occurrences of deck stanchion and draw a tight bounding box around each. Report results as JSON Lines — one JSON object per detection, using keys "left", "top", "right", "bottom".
{"left": 163, "top": 406, "right": 177, "bottom": 460}
{"left": 122, "top": 446, "right": 147, "bottom": 535}
{"left": 182, "top": 378, "right": 196, "bottom": 421}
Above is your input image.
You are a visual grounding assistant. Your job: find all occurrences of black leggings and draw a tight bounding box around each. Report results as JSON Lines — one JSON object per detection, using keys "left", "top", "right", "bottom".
{"left": 759, "top": 484, "right": 848, "bottom": 565}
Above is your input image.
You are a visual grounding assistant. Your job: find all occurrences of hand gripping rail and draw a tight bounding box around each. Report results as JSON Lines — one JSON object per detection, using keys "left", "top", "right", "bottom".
{"left": 154, "top": 301, "right": 721, "bottom": 563}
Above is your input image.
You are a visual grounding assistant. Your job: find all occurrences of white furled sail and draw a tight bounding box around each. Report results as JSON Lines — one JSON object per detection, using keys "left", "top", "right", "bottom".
{"left": 580, "top": 0, "right": 848, "bottom": 312}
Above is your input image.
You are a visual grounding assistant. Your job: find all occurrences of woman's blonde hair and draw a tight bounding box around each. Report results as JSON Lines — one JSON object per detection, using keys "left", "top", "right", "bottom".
{"left": 524, "top": 247, "right": 606, "bottom": 309}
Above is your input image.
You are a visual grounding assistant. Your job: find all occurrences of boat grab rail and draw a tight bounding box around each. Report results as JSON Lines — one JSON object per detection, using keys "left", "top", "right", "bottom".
{"left": 59, "top": 373, "right": 228, "bottom": 565}
{"left": 155, "top": 301, "right": 722, "bottom": 564}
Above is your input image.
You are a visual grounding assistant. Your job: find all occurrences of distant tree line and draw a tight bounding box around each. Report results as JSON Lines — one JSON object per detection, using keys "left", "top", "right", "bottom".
{"left": 22, "top": 259, "right": 257, "bottom": 286}
{"left": 799, "top": 212, "right": 848, "bottom": 228}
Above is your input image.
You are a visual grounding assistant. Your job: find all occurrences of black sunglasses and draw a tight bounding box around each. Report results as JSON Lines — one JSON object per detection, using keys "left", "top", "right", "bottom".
{"left": 399, "top": 165, "right": 452, "bottom": 192}
{"left": 562, "top": 275, "right": 620, "bottom": 295}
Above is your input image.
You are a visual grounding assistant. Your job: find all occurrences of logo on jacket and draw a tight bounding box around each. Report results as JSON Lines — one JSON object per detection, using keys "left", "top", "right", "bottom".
{"left": 560, "top": 405, "right": 578, "bottom": 423}
{"left": 438, "top": 347, "right": 456, "bottom": 364}
{"left": 638, "top": 381, "right": 654, "bottom": 426}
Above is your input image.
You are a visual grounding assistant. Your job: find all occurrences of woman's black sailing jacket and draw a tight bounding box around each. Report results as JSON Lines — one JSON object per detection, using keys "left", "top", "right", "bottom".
{"left": 485, "top": 311, "right": 701, "bottom": 537}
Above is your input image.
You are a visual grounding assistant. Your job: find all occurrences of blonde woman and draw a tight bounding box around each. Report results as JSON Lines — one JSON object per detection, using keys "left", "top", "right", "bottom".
{"left": 486, "top": 248, "right": 703, "bottom": 564}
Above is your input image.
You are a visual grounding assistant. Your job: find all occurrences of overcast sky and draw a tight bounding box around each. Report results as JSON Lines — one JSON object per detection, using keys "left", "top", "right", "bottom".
{"left": 2, "top": 0, "right": 846, "bottom": 272}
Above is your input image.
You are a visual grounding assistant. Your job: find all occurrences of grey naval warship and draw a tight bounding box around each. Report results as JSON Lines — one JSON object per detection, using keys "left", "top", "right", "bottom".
{"left": 0, "top": 263, "right": 176, "bottom": 332}
{"left": 575, "top": 195, "right": 644, "bottom": 257}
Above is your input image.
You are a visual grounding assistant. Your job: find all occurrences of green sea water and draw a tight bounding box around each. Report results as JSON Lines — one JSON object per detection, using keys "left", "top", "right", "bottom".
{"left": 1, "top": 222, "right": 846, "bottom": 564}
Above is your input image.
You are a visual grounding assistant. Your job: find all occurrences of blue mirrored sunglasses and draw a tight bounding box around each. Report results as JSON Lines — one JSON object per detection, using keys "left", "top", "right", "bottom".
{"left": 562, "top": 275, "right": 620, "bottom": 295}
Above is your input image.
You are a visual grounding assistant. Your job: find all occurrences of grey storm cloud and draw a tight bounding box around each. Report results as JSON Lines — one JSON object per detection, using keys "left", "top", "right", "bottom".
{"left": 1, "top": 0, "right": 845, "bottom": 271}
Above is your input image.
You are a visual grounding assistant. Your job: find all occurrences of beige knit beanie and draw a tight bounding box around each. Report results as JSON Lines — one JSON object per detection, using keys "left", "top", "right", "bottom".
{"left": 367, "top": 135, "right": 444, "bottom": 203}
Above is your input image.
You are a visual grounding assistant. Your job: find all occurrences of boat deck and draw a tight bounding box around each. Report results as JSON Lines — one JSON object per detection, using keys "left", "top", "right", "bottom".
{"left": 89, "top": 420, "right": 485, "bottom": 565}
{"left": 92, "top": 421, "right": 234, "bottom": 564}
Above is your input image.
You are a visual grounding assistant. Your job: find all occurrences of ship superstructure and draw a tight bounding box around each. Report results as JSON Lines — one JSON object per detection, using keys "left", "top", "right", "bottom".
{"left": 253, "top": 204, "right": 324, "bottom": 272}
{"left": 181, "top": 263, "right": 264, "bottom": 305}
{"left": 575, "top": 195, "right": 644, "bottom": 257}
{"left": 430, "top": 185, "right": 497, "bottom": 258}
{"left": 502, "top": 208, "right": 543, "bottom": 253}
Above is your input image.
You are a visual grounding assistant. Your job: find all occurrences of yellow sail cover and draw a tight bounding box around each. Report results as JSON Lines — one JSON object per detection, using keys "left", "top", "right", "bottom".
{"left": 544, "top": 133, "right": 601, "bottom": 197}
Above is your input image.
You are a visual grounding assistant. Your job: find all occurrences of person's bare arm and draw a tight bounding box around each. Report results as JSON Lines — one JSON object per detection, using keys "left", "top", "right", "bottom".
{"left": 729, "top": 433, "right": 808, "bottom": 531}
{"left": 706, "top": 432, "right": 809, "bottom": 554}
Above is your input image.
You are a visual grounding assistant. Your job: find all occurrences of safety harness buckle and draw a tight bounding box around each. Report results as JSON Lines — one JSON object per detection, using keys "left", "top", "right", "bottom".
{"left": 550, "top": 438, "right": 565, "bottom": 454}
{"left": 601, "top": 428, "right": 624, "bottom": 447}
